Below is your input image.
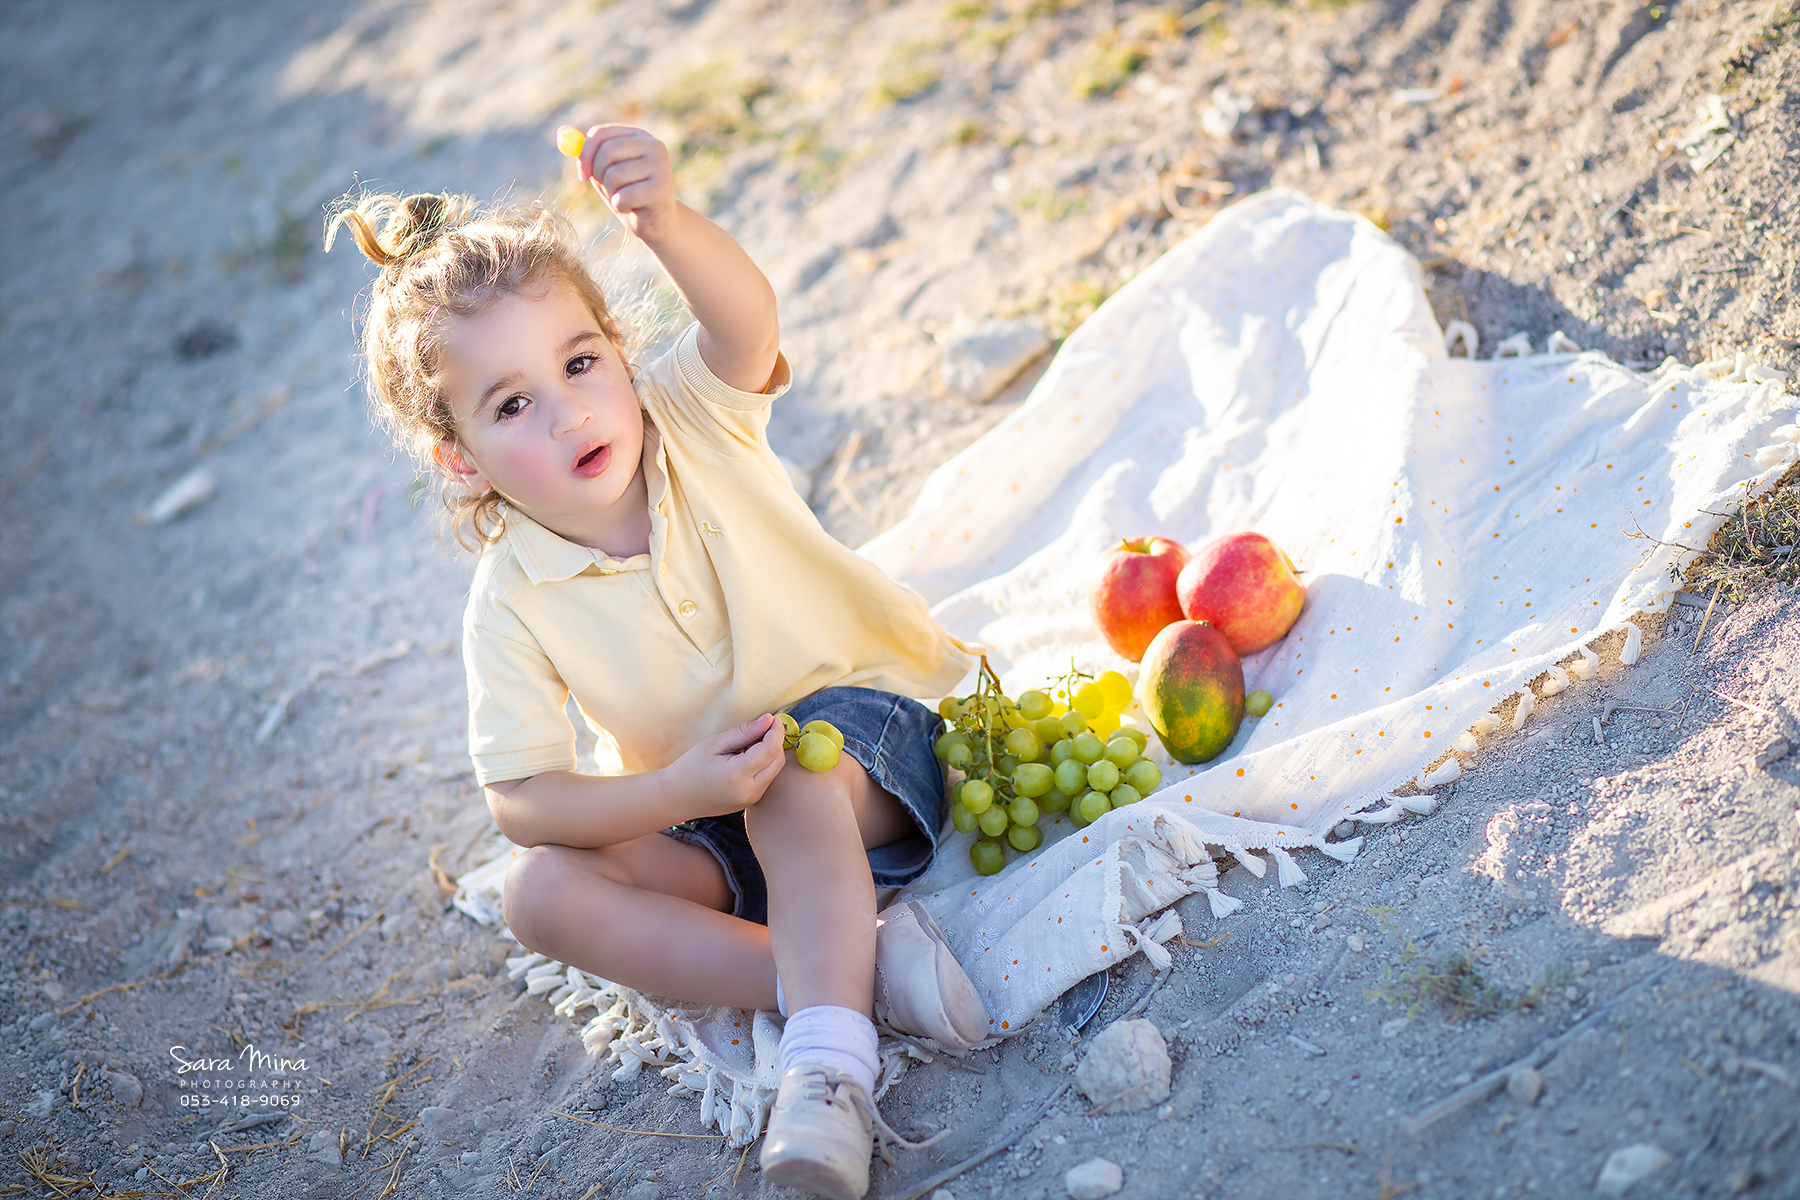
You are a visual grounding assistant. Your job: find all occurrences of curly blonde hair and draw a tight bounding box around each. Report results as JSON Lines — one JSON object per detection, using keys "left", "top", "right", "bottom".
{"left": 326, "top": 192, "right": 623, "bottom": 548}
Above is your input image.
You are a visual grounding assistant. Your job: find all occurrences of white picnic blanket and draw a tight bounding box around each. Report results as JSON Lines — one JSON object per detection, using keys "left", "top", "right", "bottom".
{"left": 456, "top": 189, "right": 1797, "bottom": 1142}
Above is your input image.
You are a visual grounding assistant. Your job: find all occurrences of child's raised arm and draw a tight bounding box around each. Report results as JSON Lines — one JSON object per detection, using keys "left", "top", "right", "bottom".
{"left": 575, "top": 125, "right": 780, "bottom": 394}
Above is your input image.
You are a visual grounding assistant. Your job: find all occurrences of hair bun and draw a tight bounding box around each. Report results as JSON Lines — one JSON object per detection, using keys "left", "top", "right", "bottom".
{"left": 325, "top": 191, "right": 475, "bottom": 268}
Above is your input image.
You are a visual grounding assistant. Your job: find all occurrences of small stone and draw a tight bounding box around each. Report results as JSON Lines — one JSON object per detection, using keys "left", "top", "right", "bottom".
{"left": 27, "top": 1090, "right": 55, "bottom": 1118}
{"left": 1507, "top": 1067, "right": 1543, "bottom": 1107}
{"left": 267, "top": 910, "right": 304, "bottom": 938}
{"left": 0, "top": 1119, "right": 14, "bottom": 1140}
{"left": 938, "top": 318, "right": 1051, "bottom": 403}
{"left": 930, "top": 1190, "right": 957, "bottom": 1200}
{"left": 1335, "top": 821, "right": 1357, "bottom": 839}
{"left": 1074, "top": 1019, "right": 1171, "bottom": 1114}
{"left": 307, "top": 1129, "right": 342, "bottom": 1167}
{"left": 1065, "top": 1157, "right": 1124, "bottom": 1200}
{"left": 134, "top": 1166, "right": 148, "bottom": 1180}
{"left": 1346, "top": 934, "right": 1366, "bottom": 953}
{"left": 201, "top": 936, "right": 234, "bottom": 954}
{"left": 1380, "top": 1017, "right": 1408, "bottom": 1038}
{"left": 1311, "top": 1087, "right": 1333, "bottom": 1106}
{"left": 1595, "top": 1143, "right": 1672, "bottom": 1196}
{"left": 1752, "top": 737, "right": 1790, "bottom": 770}
{"left": 105, "top": 1070, "right": 143, "bottom": 1110}
{"left": 28, "top": 1012, "right": 57, "bottom": 1032}
{"left": 418, "top": 1106, "right": 458, "bottom": 1132}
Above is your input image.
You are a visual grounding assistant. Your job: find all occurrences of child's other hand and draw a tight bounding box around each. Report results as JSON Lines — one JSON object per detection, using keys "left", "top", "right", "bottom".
{"left": 577, "top": 124, "right": 679, "bottom": 243}
{"left": 672, "top": 713, "right": 785, "bottom": 818}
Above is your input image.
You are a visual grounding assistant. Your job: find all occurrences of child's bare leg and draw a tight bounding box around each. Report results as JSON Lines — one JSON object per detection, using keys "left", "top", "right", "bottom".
{"left": 503, "top": 833, "right": 779, "bottom": 1011}
{"left": 743, "top": 751, "right": 914, "bottom": 1015}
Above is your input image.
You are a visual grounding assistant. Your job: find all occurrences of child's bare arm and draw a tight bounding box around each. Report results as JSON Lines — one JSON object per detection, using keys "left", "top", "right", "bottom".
{"left": 484, "top": 713, "right": 786, "bottom": 849}
{"left": 576, "top": 125, "right": 780, "bottom": 393}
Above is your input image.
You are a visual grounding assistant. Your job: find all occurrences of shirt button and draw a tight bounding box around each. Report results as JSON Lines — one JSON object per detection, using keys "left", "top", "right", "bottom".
{"left": 678, "top": 600, "right": 698, "bottom": 618}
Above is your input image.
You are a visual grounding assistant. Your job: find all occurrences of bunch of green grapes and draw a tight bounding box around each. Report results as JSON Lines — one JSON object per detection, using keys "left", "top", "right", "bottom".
{"left": 935, "top": 659, "right": 1162, "bottom": 876}
{"left": 778, "top": 713, "right": 844, "bottom": 772}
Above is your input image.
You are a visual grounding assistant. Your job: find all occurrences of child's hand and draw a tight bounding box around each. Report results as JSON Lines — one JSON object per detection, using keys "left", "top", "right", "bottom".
{"left": 576, "top": 124, "right": 680, "bottom": 243}
{"left": 670, "top": 713, "right": 786, "bottom": 818}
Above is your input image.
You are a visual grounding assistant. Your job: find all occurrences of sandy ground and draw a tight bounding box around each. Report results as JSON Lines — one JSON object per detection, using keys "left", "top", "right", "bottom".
{"left": 2, "top": 1, "right": 1798, "bottom": 1197}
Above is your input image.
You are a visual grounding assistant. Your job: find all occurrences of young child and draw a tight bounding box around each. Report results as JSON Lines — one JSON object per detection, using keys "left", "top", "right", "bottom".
{"left": 327, "top": 124, "right": 989, "bottom": 1200}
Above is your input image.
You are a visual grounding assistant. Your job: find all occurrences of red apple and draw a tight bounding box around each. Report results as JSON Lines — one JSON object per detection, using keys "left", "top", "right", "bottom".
{"left": 1176, "top": 532, "right": 1305, "bottom": 656}
{"left": 1089, "top": 536, "right": 1191, "bottom": 662}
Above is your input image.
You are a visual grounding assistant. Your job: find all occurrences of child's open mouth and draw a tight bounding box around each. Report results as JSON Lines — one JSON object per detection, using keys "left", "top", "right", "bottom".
{"left": 573, "top": 442, "right": 610, "bottom": 478}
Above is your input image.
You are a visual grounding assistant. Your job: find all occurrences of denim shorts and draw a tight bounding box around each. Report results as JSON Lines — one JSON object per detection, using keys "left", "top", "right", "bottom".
{"left": 662, "top": 686, "right": 947, "bottom": 926}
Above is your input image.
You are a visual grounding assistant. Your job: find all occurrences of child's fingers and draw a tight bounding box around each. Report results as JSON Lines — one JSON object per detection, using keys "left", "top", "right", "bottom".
{"left": 714, "top": 713, "right": 776, "bottom": 754}
{"left": 576, "top": 123, "right": 647, "bottom": 184}
{"left": 597, "top": 156, "right": 657, "bottom": 197}
{"left": 607, "top": 179, "right": 665, "bottom": 216}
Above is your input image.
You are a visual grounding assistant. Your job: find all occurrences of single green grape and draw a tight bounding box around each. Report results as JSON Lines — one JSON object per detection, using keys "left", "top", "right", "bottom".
{"left": 1068, "top": 791, "right": 1096, "bottom": 827}
{"left": 1039, "top": 788, "right": 1072, "bottom": 813}
{"left": 946, "top": 742, "right": 973, "bottom": 770}
{"left": 1004, "top": 727, "right": 1042, "bottom": 760}
{"left": 1059, "top": 711, "right": 1087, "bottom": 737}
{"left": 1007, "top": 795, "right": 1039, "bottom": 827}
{"left": 970, "top": 840, "right": 1006, "bottom": 876}
{"left": 1032, "top": 716, "right": 1066, "bottom": 746}
{"left": 1124, "top": 758, "right": 1162, "bottom": 794}
{"left": 934, "top": 730, "right": 968, "bottom": 760}
{"left": 1053, "top": 758, "right": 1087, "bottom": 795}
{"left": 1103, "top": 737, "right": 1140, "bottom": 770}
{"left": 950, "top": 802, "right": 978, "bottom": 834}
{"left": 803, "top": 720, "right": 845, "bottom": 752}
{"left": 778, "top": 712, "right": 801, "bottom": 745}
{"left": 995, "top": 753, "right": 1019, "bottom": 776}
{"left": 938, "top": 696, "right": 963, "bottom": 721}
{"left": 1089, "top": 710, "right": 1121, "bottom": 739}
{"left": 1245, "top": 689, "right": 1274, "bottom": 718}
{"left": 1050, "top": 737, "right": 1077, "bottom": 766}
{"left": 1097, "top": 669, "right": 1133, "bottom": 713}
{"left": 555, "top": 124, "right": 586, "bottom": 158}
{"left": 977, "top": 806, "right": 1010, "bottom": 838}
{"left": 1012, "top": 762, "right": 1053, "bottom": 799}
{"left": 795, "top": 731, "right": 840, "bottom": 771}
{"left": 1070, "top": 732, "right": 1106, "bottom": 765}
{"left": 1007, "top": 823, "right": 1042, "bottom": 852}
{"left": 1019, "top": 689, "right": 1054, "bottom": 721}
{"left": 1086, "top": 759, "right": 1121, "bottom": 793}
{"left": 1109, "top": 783, "right": 1142, "bottom": 807}
{"left": 1072, "top": 681, "right": 1106, "bottom": 718}
{"left": 1117, "top": 727, "right": 1149, "bottom": 752}
{"left": 1077, "top": 791, "right": 1113, "bottom": 825}
{"left": 961, "top": 778, "right": 994, "bottom": 812}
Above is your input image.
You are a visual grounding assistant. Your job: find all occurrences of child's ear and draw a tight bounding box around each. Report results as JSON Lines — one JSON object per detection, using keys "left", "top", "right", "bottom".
{"left": 436, "top": 440, "right": 488, "bottom": 491}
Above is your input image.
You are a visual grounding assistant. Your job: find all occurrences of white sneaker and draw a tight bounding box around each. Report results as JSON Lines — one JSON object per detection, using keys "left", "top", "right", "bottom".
{"left": 873, "top": 900, "right": 990, "bottom": 1051}
{"left": 758, "top": 1065, "right": 873, "bottom": 1200}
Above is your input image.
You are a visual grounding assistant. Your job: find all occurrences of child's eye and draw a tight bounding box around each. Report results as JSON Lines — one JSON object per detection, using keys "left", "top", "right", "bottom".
{"left": 567, "top": 353, "right": 599, "bottom": 377}
{"left": 496, "top": 395, "right": 527, "bottom": 420}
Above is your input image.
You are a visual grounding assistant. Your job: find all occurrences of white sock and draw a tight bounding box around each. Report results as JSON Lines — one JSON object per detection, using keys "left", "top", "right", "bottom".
{"left": 778, "top": 1005, "right": 878, "bottom": 1096}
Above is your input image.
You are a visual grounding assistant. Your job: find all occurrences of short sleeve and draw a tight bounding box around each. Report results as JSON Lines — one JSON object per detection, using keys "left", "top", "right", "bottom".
{"left": 635, "top": 323, "right": 792, "bottom": 453}
{"left": 464, "top": 612, "right": 578, "bottom": 787}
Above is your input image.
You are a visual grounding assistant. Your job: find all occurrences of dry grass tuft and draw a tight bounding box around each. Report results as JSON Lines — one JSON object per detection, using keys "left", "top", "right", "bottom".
{"left": 1366, "top": 908, "right": 1504, "bottom": 1021}
{"left": 1679, "top": 468, "right": 1800, "bottom": 601}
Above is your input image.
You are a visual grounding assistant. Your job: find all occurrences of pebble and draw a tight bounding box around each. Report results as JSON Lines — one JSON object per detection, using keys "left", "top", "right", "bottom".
{"left": 307, "top": 1129, "right": 342, "bottom": 1167}
{"left": 1065, "top": 1157, "right": 1124, "bottom": 1200}
{"left": 418, "top": 1106, "right": 459, "bottom": 1131}
{"left": 27, "top": 1090, "right": 55, "bottom": 1118}
{"left": 1507, "top": 1067, "right": 1544, "bottom": 1107}
{"left": 1346, "top": 933, "right": 1366, "bottom": 952}
{"left": 1752, "top": 737, "right": 1790, "bottom": 770}
{"left": 930, "top": 1190, "right": 957, "bottom": 1200}
{"left": 937, "top": 318, "right": 1051, "bottom": 403}
{"left": 1380, "top": 1017, "right": 1408, "bottom": 1038}
{"left": 1595, "top": 1143, "right": 1672, "bottom": 1196}
{"left": 0, "top": 1119, "right": 14, "bottom": 1140}
{"left": 1075, "top": 1019, "right": 1171, "bottom": 1114}
{"left": 1335, "top": 820, "right": 1357, "bottom": 838}
{"left": 105, "top": 1070, "right": 144, "bottom": 1110}
{"left": 28, "top": 1012, "right": 57, "bottom": 1032}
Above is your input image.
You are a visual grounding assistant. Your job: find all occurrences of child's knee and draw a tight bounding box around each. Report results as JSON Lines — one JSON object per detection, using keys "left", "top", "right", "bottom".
{"left": 501, "top": 844, "right": 575, "bottom": 940}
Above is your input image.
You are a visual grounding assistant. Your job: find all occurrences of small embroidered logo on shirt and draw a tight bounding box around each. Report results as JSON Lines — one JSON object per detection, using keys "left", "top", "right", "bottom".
{"left": 700, "top": 521, "right": 723, "bottom": 538}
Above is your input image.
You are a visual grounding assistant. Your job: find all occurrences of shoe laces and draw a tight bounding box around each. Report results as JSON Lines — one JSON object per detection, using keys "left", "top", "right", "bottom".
{"left": 790, "top": 1067, "right": 949, "bottom": 1166}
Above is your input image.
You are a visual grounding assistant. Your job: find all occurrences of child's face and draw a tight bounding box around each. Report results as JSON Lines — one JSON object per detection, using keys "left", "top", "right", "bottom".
{"left": 439, "top": 281, "right": 642, "bottom": 539}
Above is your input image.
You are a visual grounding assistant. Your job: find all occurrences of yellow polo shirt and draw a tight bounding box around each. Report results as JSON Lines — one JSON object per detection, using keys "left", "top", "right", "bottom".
{"left": 462, "top": 323, "right": 972, "bottom": 786}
